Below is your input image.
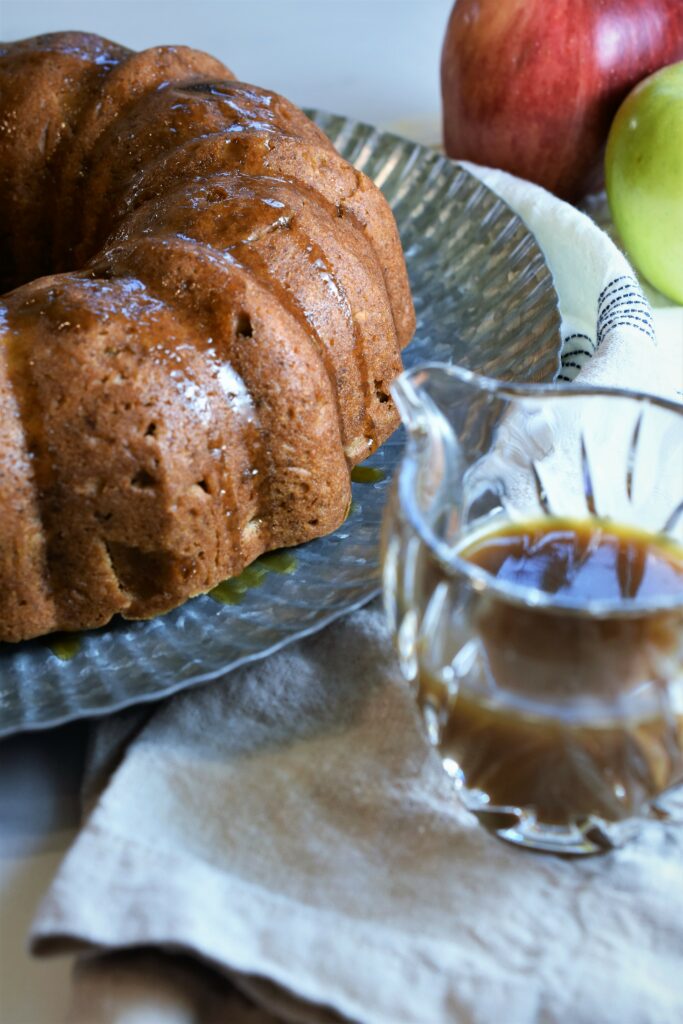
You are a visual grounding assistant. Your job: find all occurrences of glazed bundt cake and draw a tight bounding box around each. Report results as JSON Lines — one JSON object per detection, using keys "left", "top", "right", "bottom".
{"left": 0, "top": 32, "right": 415, "bottom": 643}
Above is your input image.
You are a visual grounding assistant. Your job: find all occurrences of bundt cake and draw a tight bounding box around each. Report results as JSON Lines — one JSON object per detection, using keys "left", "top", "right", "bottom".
{"left": 0, "top": 31, "right": 415, "bottom": 643}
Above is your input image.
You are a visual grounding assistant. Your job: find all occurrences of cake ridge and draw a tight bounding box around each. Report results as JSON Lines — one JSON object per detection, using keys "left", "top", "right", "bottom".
{"left": 89, "top": 239, "right": 278, "bottom": 556}
{"left": 67, "top": 74, "right": 411, "bottom": 347}
{"left": 0, "top": 306, "right": 59, "bottom": 637}
{"left": 96, "top": 233, "right": 348, "bottom": 544}
{"left": 96, "top": 155, "right": 401, "bottom": 457}
{"left": 112, "top": 168, "right": 387, "bottom": 452}
{"left": 52, "top": 47, "right": 237, "bottom": 271}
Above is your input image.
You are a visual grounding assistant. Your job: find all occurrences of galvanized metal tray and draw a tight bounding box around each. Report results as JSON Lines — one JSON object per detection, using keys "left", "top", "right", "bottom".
{"left": 0, "top": 112, "right": 562, "bottom": 736}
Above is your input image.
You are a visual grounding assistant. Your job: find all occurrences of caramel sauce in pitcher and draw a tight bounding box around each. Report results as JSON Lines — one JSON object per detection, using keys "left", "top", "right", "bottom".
{"left": 423, "top": 518, "right": 683, "bottom": 826}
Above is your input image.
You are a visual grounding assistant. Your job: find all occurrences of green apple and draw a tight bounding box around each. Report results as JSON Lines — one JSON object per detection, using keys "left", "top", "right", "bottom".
{"left": 606, "top": 61, "right": 683, "bottom": 304}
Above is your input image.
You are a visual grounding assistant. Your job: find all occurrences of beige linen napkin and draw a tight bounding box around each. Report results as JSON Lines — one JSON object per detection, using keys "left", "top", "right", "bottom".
{"left": 30, "top": 168, "right": 683, "bottom": 1024}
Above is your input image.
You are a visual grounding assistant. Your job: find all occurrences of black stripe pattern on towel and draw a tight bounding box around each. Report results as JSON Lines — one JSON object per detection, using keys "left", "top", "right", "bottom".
{"left": 556, "top": 332, "right": 595, "bottom": 382}
{"left": 597, "top": 275, "right": 655, "bottom": 347}
{"left": 556, "top": 275, "right": 655, "bottom": 383}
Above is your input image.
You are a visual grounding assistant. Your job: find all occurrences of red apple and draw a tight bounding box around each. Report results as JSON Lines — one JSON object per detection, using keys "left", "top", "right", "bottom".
{"left": 441, "top": 0, "right": 683, "bottom": 201}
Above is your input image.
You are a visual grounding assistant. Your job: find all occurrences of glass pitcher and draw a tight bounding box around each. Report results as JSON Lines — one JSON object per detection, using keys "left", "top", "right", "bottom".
{"left": 381, "top": 363, "right": 683, "bottom": 855}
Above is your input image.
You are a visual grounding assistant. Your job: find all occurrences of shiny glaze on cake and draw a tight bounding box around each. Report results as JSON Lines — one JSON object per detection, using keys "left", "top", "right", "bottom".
{"left": 0, "top": 32, "right": 415, "bottom": 642}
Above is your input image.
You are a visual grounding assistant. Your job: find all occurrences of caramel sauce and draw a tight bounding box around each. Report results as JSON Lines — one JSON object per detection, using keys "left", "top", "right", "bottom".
{"left": 47, "top": 634, "right": 83, "bottom": 661}
{"left": 421, "top": 518, "right": 683, "bottom": 826}
{"left": 350, "top": 465, "right": 386, "bottom": 484}
{"left": 209, "top": 549, "right": 297, "bottom": 605}
{"left": 460, "top": 519, "right": 683, "bottom": 605}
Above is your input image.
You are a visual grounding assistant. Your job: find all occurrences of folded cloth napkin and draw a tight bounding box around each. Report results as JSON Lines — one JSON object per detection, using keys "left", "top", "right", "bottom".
{"left": 30, "top": 166, "right": 683, "bottom": 1024}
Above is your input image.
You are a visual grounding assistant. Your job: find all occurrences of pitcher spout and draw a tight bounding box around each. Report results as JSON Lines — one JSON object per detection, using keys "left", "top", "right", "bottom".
{"left": 390, "top": 363, "right": 472, "bottom": 558}
{"left": 391, "top": 362, "right": 472, "bottom": 440}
